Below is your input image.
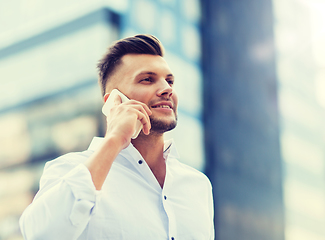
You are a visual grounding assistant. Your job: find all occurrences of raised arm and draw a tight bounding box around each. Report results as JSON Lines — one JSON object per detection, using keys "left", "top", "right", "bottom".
{"left": 19, "top": 94, "right": 151, "bottom": 240}
{"left": 85, "top": 94, "right": 152, "bottom": 190}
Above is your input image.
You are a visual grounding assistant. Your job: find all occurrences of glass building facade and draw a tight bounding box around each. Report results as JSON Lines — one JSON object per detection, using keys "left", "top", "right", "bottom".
{"left": 201, "top": 1, "right": 284, "bottom": 239}
{"left": 1, "top": 0, "right": 325, "bottom": 239}
{"left": 273, "top": 0, "right": 325, "bottom": 239}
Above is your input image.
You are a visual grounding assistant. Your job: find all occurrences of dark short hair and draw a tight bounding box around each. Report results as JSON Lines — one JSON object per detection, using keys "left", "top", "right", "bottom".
{"left": 97, "top": 34, "right": 165, "bottom": 96}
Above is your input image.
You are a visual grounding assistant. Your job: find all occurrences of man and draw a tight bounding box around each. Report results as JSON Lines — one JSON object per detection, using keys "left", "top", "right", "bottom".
{"left": 20, "top": 34, "right": 214, "bottom": 240}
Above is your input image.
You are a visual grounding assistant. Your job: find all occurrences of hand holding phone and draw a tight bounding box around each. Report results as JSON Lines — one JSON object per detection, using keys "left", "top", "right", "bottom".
{"left": 102, "top": 89, "right": 143, "bottom": 139}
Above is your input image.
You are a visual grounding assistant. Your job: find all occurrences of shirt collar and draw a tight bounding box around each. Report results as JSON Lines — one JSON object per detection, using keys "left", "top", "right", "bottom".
{"left": 88, "top": 137, "right": 180, "bottom": 159}
{"left": 163, "top": 139, "right": 179, "bottom": 159}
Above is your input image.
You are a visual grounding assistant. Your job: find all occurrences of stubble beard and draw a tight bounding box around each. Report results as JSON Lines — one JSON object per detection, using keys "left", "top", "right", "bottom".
{"left": 149, "top": 115, "right": 177, "bottom": 134}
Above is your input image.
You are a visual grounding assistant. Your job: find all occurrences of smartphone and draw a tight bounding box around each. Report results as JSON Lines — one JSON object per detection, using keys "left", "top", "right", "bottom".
{"left": 102, "top": 89, "right": 143, "bottom": 139}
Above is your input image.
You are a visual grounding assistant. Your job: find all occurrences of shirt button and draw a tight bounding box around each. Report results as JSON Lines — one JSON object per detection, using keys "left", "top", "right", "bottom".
{"left": 164, "top": 195, "right": 167, "bottom": 200}
{"left": 171, "top": 237, "right": 175, "bottom": 240}
{"left": 138, "top": 160, "right": 143, "bottom": 164}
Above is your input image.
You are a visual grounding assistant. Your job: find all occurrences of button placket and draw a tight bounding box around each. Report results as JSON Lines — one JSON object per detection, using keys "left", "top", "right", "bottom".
{"left": 163, "top": 163, "right": 177, "bottom": 240}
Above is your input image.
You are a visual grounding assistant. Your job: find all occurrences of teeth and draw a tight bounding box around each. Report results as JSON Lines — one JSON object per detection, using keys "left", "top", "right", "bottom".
{"left": 155, "top": 105, "right": 170, "bottom": 108}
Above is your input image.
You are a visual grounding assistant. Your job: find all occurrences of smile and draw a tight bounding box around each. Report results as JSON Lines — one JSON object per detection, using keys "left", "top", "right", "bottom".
{"left": 151, "top": 101, "right": 174, "bottom": 110}
{"left": 152, "top": 105, "right": 172, "bottom": 109}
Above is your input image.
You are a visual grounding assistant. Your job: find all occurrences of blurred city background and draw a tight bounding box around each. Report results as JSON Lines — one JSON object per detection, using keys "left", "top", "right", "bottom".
{"left": 0, "top": 0, "right": 324, "bottom": 239}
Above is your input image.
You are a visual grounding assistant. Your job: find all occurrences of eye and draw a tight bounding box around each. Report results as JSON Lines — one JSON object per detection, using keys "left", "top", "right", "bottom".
{"left": 141, "top": 77, "right": 153, "bottom": 83}
{"left": 166, "top": 79, "right": 174, "bottom": 85}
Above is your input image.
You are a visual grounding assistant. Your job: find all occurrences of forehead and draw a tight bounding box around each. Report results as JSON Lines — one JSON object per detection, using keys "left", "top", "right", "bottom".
{"left": 119, "top": 54, "right": 172, "bottom": 77}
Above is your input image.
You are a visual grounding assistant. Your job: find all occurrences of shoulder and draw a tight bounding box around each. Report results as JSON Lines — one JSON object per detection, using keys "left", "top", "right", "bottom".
{"left": 43, "top": 150, "right": 93, "bottom": 178}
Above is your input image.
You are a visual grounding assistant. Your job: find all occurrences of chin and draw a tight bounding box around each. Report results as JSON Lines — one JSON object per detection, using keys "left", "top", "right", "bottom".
{"left": 149, "top": 116, "right": 177, "bottom": 133}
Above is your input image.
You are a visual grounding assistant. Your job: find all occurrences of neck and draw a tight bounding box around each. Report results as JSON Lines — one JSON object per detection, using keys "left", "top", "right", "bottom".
{"left": 131, "top": 132, "right": 166, "bottom": 188}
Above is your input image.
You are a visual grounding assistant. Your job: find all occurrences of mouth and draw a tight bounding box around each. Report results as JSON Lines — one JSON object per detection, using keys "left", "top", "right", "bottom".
{"left": 151, "top": 101, "right": 173, "bottom": 110}
{"left": 151, "top": 105, "right": 172, "bottom": 109}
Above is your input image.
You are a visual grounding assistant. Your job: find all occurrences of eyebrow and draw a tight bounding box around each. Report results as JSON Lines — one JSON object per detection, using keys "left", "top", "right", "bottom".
{"left": 137, "top": 71, "right": 174, "bottom": 78}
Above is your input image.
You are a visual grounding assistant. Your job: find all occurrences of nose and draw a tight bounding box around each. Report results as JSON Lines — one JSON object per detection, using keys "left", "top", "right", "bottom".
{"left": 157, "top": 80, "right": 173, "bottom": 98}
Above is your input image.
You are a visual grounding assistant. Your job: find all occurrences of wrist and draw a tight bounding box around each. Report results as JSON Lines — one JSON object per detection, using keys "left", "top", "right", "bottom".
{"left": 104, "top": 132, "right": 130, "bottom": 150}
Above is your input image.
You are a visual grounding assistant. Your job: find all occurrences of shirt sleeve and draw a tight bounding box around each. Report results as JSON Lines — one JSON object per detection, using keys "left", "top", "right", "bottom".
{"left": 19, "top": 153, "right": 99, "bottom": 240}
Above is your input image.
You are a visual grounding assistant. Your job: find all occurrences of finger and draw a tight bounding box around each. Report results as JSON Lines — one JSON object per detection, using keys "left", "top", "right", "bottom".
{"left": 127, "top": 100, "right": 152, "bottom": 116}
{"left": 129, "top": 104, "right": 151, "bottom": 127}
{"left": 136, "top": 111, "right": 151, "bottom": 135}
{"left": 142, "top": 103, "right": 152, "bottom": 116}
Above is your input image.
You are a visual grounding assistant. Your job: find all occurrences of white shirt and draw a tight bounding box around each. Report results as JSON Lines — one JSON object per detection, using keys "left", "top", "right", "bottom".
{"left": 20, "top": 137, "right": 214, "bottom": 240}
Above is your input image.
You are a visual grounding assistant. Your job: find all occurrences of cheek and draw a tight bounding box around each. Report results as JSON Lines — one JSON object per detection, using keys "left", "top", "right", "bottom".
{"left": 129, "top": 90, "right": 152, "bottom": 104}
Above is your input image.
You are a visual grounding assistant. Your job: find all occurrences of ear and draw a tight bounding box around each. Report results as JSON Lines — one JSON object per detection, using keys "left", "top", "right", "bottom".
{"left": 103, "top": 93, "right": 110, "bottom": 102}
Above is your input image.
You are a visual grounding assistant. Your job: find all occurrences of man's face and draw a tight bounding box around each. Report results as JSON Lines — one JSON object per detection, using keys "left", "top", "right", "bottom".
{"left": 108, "top": 54, "right": 178, "bottom": 134}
